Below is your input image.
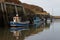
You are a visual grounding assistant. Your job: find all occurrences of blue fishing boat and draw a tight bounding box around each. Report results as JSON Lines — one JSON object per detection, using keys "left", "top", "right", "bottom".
{"left": 33, "top": 17, "right": 44, "bottom": 27}
{"left": 33, "top": 17, "right": 41, "bottom": 24}
{"left": 10, "top": 14, "right": 29, "bottom": 27}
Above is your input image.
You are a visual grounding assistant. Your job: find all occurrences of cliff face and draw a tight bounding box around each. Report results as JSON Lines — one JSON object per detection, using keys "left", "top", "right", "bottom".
{"left": 22, "top": 3, "right": 44, "bottom": 14}
{"left": 0, "top": 0, "right": 21, "bottom": 4}
{"left": 0, "top": 0, "right": 49, "bottom": 15}
{"left": 6, "top": 0, "right": 48, "bottom": 15}
{"left": 22, "top": 3, "right": 49, "bottom": 16}
{"left": 5, "top": 0, "right": 21, "bottom": 4}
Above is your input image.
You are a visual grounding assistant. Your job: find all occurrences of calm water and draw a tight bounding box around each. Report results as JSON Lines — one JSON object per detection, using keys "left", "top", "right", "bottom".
{"left": 0, "top": 19, "right": 60, "bottom": 40}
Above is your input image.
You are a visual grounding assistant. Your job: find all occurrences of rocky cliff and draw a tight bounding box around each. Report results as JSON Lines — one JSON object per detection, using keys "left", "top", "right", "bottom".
{"left": 0, "top": 0, "right": 49, "bottom": 15}
{"left": 22, "top": 3, "right": 45, "bottom": 14}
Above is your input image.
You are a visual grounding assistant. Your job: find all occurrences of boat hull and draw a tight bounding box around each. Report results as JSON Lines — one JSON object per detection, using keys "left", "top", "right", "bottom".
{"left": 10, "top": 21, "right": 29, "bottom": 27}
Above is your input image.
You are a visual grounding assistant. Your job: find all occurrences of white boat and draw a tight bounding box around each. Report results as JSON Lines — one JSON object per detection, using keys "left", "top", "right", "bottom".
{"left": 47, "top": 18, "right": 51, "bottom": 23}
{"left": 10, "top": 14, "right": 29, "bottom": 27}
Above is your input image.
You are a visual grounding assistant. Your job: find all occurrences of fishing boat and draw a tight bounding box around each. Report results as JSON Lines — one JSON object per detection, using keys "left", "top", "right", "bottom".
{"left": 10, "top": 14, "right": 29, "bottom": 27}
{"left": 33, "top": 17, "right": 41, "bottom": 24}
{"left": 46, "top": 18, "right": 52, "bottom": 23}
{"left": 33, "top": 17, "right": 44, "bottom": 27}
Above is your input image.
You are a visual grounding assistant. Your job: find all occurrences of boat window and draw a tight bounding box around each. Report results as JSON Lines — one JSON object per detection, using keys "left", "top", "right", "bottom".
{"left": 6, "top": 4, "right": 16, "bottom": 21}
{"left": 16, "top": 6, "right": 24, "bottom": 17}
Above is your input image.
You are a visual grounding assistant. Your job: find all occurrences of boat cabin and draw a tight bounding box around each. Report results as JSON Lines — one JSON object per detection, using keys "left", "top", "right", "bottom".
{"left": 13, "top": 13, "right": 21, "bottom": 23}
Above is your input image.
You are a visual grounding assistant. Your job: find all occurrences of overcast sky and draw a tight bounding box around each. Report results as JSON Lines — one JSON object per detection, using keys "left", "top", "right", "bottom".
{"left": 20, "top": 0, "right": 60, "bottom": 16}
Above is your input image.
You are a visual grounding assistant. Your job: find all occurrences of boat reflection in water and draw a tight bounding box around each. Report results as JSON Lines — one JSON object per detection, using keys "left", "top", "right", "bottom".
{"left": 0, "top": 21, "right": 52, "bottom": 40}
{"left": 9, "top": 27, "right": 29, "bottom": 40}
{"left": 9, "top": 21, "right": 51, "bottom": 40}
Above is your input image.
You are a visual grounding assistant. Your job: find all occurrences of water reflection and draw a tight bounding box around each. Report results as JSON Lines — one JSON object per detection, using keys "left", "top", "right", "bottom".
{"left": 0, "top": 21, "right": 52, "bottom": 40}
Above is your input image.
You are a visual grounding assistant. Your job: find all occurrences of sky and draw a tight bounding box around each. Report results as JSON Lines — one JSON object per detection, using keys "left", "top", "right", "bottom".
{"left": 20, "top": 0, "right": 60, "bottom": 16}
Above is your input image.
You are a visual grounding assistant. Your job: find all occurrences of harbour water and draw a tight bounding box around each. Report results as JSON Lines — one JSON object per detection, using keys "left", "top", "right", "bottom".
{"left": 0, "top": 19, "right": 60, "bottom": 40}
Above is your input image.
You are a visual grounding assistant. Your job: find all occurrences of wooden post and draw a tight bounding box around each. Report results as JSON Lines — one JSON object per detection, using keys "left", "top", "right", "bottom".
{"left": 3, "top": 3, "right": 10, "bottom": 27}
{"left": 1, "top": 3, "right": 9, "bottom": 27}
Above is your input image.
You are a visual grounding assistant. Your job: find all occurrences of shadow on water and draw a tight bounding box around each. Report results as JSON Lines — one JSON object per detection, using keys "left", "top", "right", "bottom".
{"left": 0, "top": 21, "right": 52, "bottom": 40}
